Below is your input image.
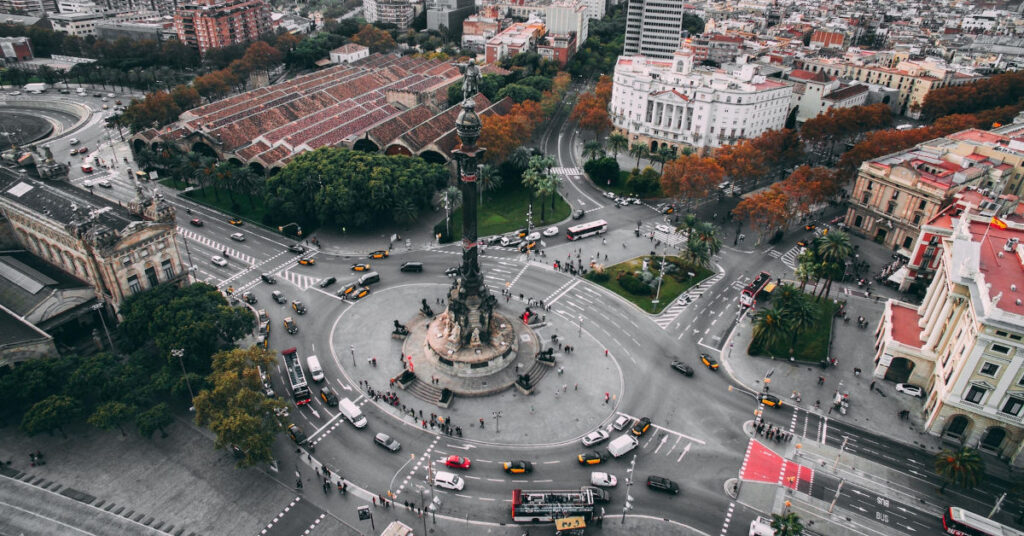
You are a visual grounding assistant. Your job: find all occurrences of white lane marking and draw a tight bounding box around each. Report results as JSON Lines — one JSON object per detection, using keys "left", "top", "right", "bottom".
{"left": 677, "top": 442, "right": 692, "bottom": 463}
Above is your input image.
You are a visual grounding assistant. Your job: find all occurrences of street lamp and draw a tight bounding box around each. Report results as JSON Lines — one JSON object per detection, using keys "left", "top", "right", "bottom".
{"left": 492, "top": 410, "right": 502, "bottom": 434}
{"left": 621, "top": 453, "right": 636, "bottom": 523}
{"left": 91, "top": 302, "right": 115, "bottom": 350}
{"left": 578, "top": 315, "right": 583, "bottom": 337}
{"left": 350, "top": 344, "right": 356, "bottom": 367}
{"left": 172, "top": 348, "right": 195, "bottom": 410}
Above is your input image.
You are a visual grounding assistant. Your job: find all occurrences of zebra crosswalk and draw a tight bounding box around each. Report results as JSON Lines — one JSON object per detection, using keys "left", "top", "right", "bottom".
{"left": 640, "top": 223, "right": 687, "bottom": 248}
{"left": 278, "top": 269, "right": 321, "bottom": 290}
{"left": 551, "top": 167, "right": 583, "bottom": 176}
{"left": 779, "top": 245, "right": 804, "bottom": 270}
{"left": 176, "top": 227, "right": 257, "bottom": 266}
{"left": 653, "top": 268, "right": 725, "bottom": 328}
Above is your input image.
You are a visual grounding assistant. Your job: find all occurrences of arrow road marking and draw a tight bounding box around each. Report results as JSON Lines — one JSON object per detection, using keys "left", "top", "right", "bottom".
{"left": 676, "top": 442, "right": 692, "bottom": 463}
{"left": 446, "top": 443, "right": 476, "bottom": 450}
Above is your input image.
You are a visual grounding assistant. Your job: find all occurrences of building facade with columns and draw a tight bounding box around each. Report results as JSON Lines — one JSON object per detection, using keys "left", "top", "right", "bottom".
{"left": 0, "top": 165, "right": 188, "bottom": 318}
{"left": 874, "top": 195, "right": 1024, "bottom": 465}
{"left": 609, "top": 46, "right": 791, "bottom": 153}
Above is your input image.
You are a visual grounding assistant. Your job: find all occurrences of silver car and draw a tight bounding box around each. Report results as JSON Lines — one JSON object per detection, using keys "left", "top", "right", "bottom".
{"left": 581, "top": 430, "right": 610, "bottom": 447}
{"left": 374, "top": 433, "right": 401, "bottom": 452}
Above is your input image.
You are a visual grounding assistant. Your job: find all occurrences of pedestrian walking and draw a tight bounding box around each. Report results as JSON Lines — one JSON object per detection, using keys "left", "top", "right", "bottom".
{"left": 869, "top": 381, "right": 876, "bottom": 391}
{"left": 557, "top": 366, "right": 564, "bottom": 375}
{"left": 574, "top": 383, "right": 578, "bottom": 391}
{"left": 373, "top": 497, "right": 377, "bottom": 506}
{"left": 604, "top": 392, "right": 610, "bottom": 404}
{"left": 604, "top": 349, "right": 608, "bottom": 357}
{"left": 479, "top": 418, "right": 485, "bottom": 428}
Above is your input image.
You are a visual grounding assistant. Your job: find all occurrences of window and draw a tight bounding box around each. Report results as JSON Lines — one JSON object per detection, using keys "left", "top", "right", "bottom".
{"left": 161, "top": 259, "right": 174, "bottom": 280}
{"left": 1002, "top": 397, "right": 1024, "bottom": 416}
{"left": 886, "top": 201, "right": 897, "bottom": 215}
{"left": 867, "top": 181, "right": 873, "bottom": 190}
{"left": 128, "top": 275, "right": 142, "bottom": 294}
{"left": 913, "top": 213, "right": 922, "bottom": 225}
{"left": 854, "top": 215, "right": 863, "bottom": 228}
{"left": 965, "top": 386, "right": 986, "bottom": 404}
{"left": 892, "top": 191, "right": 900, "bottom": 200}
{"left": 981, "top": 362, "right": 1000, "bottom": 376}
{"left": 862, "top": 193, "right": 871, "bottom": 204}
{"left": 903, "top": 236, "right": 914, "bottom": 249}
{"left": 992, "top": 344, "right": 1011, "bottom": 354}
{"left": 918, "top": 200, "right": 927, "bottom": 210}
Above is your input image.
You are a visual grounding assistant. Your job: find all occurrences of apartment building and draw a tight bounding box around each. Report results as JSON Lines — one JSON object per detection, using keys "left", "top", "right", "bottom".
{"left": 485, "top": 19, "right": 545, "bottom": 64}
{"left": 174, "top": 0, "right": 271, "bottom": 56}
{"left": 609, "top": 46, "right": 791, "bottom": 152}
{"left": 363, "top": 0, "right": 418, "bottom": 30}
{"left": 787, "top": 69, "right": 867, "bottom": 125}
{"left": 461, "top": 8, "right": 505, "bottom": 51}
{"left": 874, "top": 193, "right": 1024, "bottom": 465}
{"left": 426, "top": 0, "right": 474, "bottom": 33}
{"left": 51, "top": 9, "right": 159, "bottom": 37}
{"left": 623, "top": 0, "right": 688, "bottom": 59}
{"left": 489, "top": 0, "right": 587, "bottom": 51}
{"left": 688, "top": 33, "right": 743, "bottom": 65}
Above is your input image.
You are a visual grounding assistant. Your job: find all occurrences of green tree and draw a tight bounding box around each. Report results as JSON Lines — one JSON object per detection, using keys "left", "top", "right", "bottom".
{"left": 193, "top": 347, "right": 285, "bottom": 468}
{"left": 935, "top": 447, "right": 985, "bottom": 493}
{"left": 88, "top": 401, "right": 137, "bottom": 436}
{"left": 629, "top": 143, "right": 650, "bottom": 170}
{"left": 770, "top": 512, "right": 804, "bottom": 536}
{"left": 781, "top": 289, "right": 817, "bottom": 351}
{"left": 437, "top": 185, "right": 462, "bottom": 236}
{"left": 814, "top": 230, "right": 854, "bottom": 299}
{"left": 392, "top": 198, "right": 418, "bottom": 224}
{"left": 752, "top": 305, "right": 789, "bottom": 350}
{"left": 508, "top": 145, "right": 533, "bottom": 172}
{"left": 21, "top": 395, "right": 81, "bottom": 438}
{"left": 582, "top": 140, "right": 606, "bottom": 162}
{"left": 680, "top": 238, "right": 712, "bottom": 269}
{"left": 477, "top": 163, "right": 502, "bottom": 204}
{"left": 689, "top": 221, "right": 722, "bottom": 257}
{"left": 653, "top": 145, "right": 676, "bottom": 173}
{"left": 607, "top": 132, "right": 629, "bottom": 159}
{"left": 136, "top": 402, "right": 173, "bottom": 439}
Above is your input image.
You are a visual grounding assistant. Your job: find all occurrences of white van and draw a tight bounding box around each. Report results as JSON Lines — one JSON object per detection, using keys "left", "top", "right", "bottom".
{"left": 607, "top": 434, "right": 639, "bottom": 458}
{"left": 338, "top": 397, "right": 367, "bottom": 428}
{"left": 306, "top": 355, "right": 324, "bottom": 382}
{"left": 433, "top": 471, "right": 465, "bottom": 491}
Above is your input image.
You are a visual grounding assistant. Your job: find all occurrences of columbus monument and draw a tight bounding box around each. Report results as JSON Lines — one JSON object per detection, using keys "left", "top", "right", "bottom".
{"left": 400, "top": 61, "right": 540, "bottom": 399}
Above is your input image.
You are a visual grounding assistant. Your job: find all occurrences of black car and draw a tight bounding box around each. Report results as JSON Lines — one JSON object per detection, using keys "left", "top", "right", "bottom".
{"left": 670, "top": 360, "right": 694, "bottom": 376}
{"left": 631, "top": 417, "right": 652, "bottom": 437}
{"left": 646, "top": 475, "right": 679, "bottom": 494}
{"left": 242, "top": 292, "right": 257, "bottom": 304}
{"left": 287, "top": 424, "right": 307, "bottom": 445}
{"left": 261, "top": 273, "right": 277, "bottom": 284}
{"left": 319, "top": 386, "right": 339, "bottom": 407}
{"left": 288, "top": 244, "right": 306, "bottom": 254}
{"left": 271, "top": 290, "right": 286, "bottom": 304}
{"left": 572, "top": 208, "right": 585, "bottom": 220}
{"left": 581, "top": 486, "right": 611, "bottom": 503}
{"left": 319, "top": 276, "right": 337, "bottom": 288}
{"left": 445, "top": 266, "right": 460, "bottom": 277}
{"left": 400, "top": 262, "right": 423, "bottom": 273}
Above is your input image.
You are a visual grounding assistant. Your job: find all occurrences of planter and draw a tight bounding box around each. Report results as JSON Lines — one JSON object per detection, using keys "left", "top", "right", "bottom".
{"left": 438, "top": 388, "right": 454, "bottom": 408}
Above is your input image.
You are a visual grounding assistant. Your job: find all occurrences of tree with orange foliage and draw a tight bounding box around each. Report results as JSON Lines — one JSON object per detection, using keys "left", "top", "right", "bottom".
{"left": 480, "top": 101, "right": 544, "bottom": 163}
{"left": 237, "top": 41, "right": 284, "bottom": 75}
{"left": 193, "top": 70, "right": 235, "bottom": 102}
{"left": 748, "top": 128, "right": 804, "bottom": 178}
{"left": 836, "top": 127, "right": 938, "bottom": 179}
{"left": 571, "top": 91, "right": 611, "bottom": 139}
{"left": 732, "top": 188, "right": 790, "bottom": 241}
{"left": 800, "top": 103, "right": 892, "bottom": 163}
{"left": 594, "top": 74, "right": 613, "bottom": 104}
{"left": 775, "top": 166, "right": 838, "bottom": 215}
{"left": 352, "top": 25, "right": 396, "bottom": 53}
{"left": 661, "top": 154, "right": 724, "bottom": 207}
{"left": 715, "top": 139, "right": 766, "bottom": 190}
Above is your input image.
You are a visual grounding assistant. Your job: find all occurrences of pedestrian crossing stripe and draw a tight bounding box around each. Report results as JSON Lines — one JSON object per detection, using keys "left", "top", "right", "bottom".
{"left": 551, "top": 167, "right": 583, "bottom": 176}
{"left": 779, "top": 245, "right": 803, "bottom": 270}
{"left": 177, "top": 227, "right": 258, "bottom": 266}
{"left": 766, "top": 249, "right": 782, "bottom": 258}
{"left": 653, "top": 267, "right": 725, "bottom": 328}
{"left": 280, "top": 269, "right": 320, "bottom": 290}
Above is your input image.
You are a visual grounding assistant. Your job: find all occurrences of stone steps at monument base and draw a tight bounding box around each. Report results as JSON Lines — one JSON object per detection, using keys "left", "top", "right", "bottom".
{"left": 405, "top": 378, "right": 443, "bottom": 405}
{"left": 523, "top": 359, "right": 552, "bottom": 386}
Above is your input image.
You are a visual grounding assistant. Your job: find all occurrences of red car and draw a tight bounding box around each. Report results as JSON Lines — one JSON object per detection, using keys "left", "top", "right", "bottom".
{"left": 444, "top": 455, "right": 471, "bottom": 469}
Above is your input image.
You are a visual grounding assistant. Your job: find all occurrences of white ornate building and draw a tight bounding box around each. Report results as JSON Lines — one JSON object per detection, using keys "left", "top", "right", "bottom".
{"left": 609, "top": 46, "right": 792, "bottom": 153}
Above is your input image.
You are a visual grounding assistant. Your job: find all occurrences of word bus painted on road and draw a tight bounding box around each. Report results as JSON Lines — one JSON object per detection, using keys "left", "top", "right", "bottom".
{"left": 943, "top": 506, "right": 1024, "bottom": 536}
{"left": 740, "top": 271, "right": 772, "bottom": 308}
{"left": 511, "top": 488, "right": 594, "bottom": 523}
{"left": 281, "top": 347, "right": 311, "bottom": 406}
{"left": 566, "top": 220, "right": 607, "bottom": 241}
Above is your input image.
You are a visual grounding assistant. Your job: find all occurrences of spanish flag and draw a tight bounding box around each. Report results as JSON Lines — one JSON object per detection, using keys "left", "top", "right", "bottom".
{"left": 991, "top": 216, "right": 1008, "bottom": 229}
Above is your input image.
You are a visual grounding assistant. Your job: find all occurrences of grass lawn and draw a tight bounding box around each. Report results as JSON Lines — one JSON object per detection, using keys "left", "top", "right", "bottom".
{"left": 588, "top": 256, "right": 713, "bottom": 314}
{"left": 446, "top": 182, "right": 571, "bottom": 239}
{"left": 184, "top": 187, "right": 269, "bottom": 224}
{"left": 590, "top": 171, "right": 664, "bottom": 199}
{"left": 159, "top": 177, "right": 188, "bottom": 190}
{"left": 747, "top": 298, "right": 839, "bottom": 362}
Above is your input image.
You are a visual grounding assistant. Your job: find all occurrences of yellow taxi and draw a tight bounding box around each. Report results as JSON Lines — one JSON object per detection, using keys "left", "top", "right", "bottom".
{"left": 577, "top": 451, "right": 607, "bottom": 465}
{"left": 368, "top": 250, "right": 389, "bottom": 259}
{"left": 297, "top": 257, "right": 316, "bottom": 266}
{"left": 228, "top": 218, "right": 243, "bottom": 225}
{"left": 699, "top": 353, "right": 719, "bottom": 370}
{"left": 502, "top": 460, "right": 533, "bottom": 474}
{"left": 351, "top": 286, "right": 371, "bottom": 300}
{"left": 351, "top": 263, "right": 371, "bottom": 271}
{"left": 337, "top": 283, "right": 357, "bottom": 297}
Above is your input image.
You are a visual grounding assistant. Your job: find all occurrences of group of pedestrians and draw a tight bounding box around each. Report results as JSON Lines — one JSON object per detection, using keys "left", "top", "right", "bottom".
{"left": 755, "top": 421, "right": 793, "bottom": 442}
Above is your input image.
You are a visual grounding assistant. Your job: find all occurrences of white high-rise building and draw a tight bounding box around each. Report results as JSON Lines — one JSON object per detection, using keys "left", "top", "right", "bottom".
{"left": 609, "top": 47, "right": 792, "bottom": 152}
{"left": 623, "top": 0, "right": 686, "bottom": 60}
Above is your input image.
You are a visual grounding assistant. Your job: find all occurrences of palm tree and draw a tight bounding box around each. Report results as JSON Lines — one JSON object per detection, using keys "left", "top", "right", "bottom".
{"left": 582, "top": 140, "right": 605, "bottom": 162}
{"left": 629, "top": 143, "right": 650, "bottom": 171}
{"left": 814, "top": 230, "right": 854, "bottom": 299}
{"left": 477, "top": 163, "right": 501, "bottom": 204}
{"left": 752, "top": 305, "right": 789, "bottom": 351}
{"left": 134, "top": 147, "right": 156, "bottom": 170}
{"left": 607, "top": 132, "right": 629, "bottom": 160}
{"left": 656, "top": 145, "right": 676, "bottom": 173}
{"left": 393, "top": 198, "right": 418, "bottom": 224}
{"left": 935, "top": 447, "right": 985, "bottom": 493}
{"left": 213, "top": 161, "right": 235, "bottom": 203}
{"left": 675, "top": 213, "right": 700, "bottom": 237}
{"left": 782, "top": 291, "right": 817, "bottom": 352}
{"left": 770, "top": 512, "right": 804, "bottom": 536}
{"left": 535, "top": 173, "right": 560, "bottom": 221}
{"left": 192, "top": 157, "right": 216, "bottom": 197}
{"left": 508, "top": 146, "right": 533, "bottom": 172}
{"left": 438, "top": 186, "right": 462, "bottom": 236}
{"left": 689, "top": 222, "right": 722, "bottom": 257}
{"left": 232, "top": 167, "right": 262, "bottom": 209}
{"left": 681, "top": 239, "right": 711, "bottom": 269}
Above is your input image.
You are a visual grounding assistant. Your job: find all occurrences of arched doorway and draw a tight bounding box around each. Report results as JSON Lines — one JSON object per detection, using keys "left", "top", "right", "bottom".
{"left": 191, "top": 141, "right": 217, "bottom": 158}
{"left": 884, "top": 357, "right": 915, "bottom": 383}
{"left": 132, "top": 139, "right": 146, "bottom": 153}
{"left": 650, "top": 140, "right": 659, "bottom": 152}
{"left": 980, "top": 427, "right": 1007, "bottom": 453}
{"left": 227, "top": 157, "right": 243, "bottom": 168}
{"left": 353, "top": 138, "right": 379, "bottom": 153}
{"left": 269, "top": 167, "right": 282, "bottom": 176}
{"left": 248, "top": 162, "right": 265, "bottom": 176}
{"left": 386, "top": 144, "right": 412, "bottom": 156}
{"left": 943, "top": 415, "right": 971, "bottom": 443}
{"left": 419, "top": 150, "right": 446, "bottom": 164}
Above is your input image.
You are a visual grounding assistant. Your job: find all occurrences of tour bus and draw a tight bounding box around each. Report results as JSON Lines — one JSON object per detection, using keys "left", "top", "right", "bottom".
{"left": 566, "top": 220, "right": 608, "bottom": 241}
{"left": 942, "top": 506, "right": 1024, "bottom": 536}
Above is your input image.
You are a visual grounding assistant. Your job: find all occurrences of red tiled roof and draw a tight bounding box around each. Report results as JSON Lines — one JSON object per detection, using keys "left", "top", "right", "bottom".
{"left": 890, "top": 303, "right": 924, "bottom": 348}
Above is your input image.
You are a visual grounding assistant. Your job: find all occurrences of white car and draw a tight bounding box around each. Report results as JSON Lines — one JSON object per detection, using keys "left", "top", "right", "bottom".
{"left": 542, "top": 226, "right": 559, "bottom": 237}
{"left": 69, "top": 138, "right": 80, "bottom": 146}
{"left": 603, "top": 191, "right": 616, "bottom": 199}
{"left": 895, "top": 383, "right": 924, "bottom": 398}
{"left": 655, "top": 224, "right": 674, "bottom": 234}
{"left": 631, "top": 198, "right": 641, "bottom": 205}
{"left": 581, "top": 429, "right": 610, "bottom": 447}
{"left": 211, "top": 256, "right": 228, "bottom": 267}
{"left": 525, "top": 231, "right": 541, "bottom": 241}
{"left": 590, "top": 472, "right": 618, "bottom": 487}
{"left": 230, "top": 232, "right": 245, "bottom": 242}
{"left": 97, "top": 179, "right": 112, "bottom": 188}
{"left": 611, "top": 415, "right": 631, "bottom": 431}
{"left": 433, "top": 470, "right": 465, "bottom": 491}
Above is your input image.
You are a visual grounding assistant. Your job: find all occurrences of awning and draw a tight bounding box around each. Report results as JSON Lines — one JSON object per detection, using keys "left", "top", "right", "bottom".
{"left": 888, "top": 266, "right": 909, "bottom": 285}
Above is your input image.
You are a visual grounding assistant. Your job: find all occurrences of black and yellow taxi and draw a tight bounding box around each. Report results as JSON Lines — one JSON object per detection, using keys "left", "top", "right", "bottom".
{"left": 368, "top": 250, "right": 389, "bottom": 259}
{"left": 519, "top": 241, "right": 538, "bottom": 253}
{"left": 758, "top": 393, "right": 783, "bottom": 408}
{"left": 287, "top": 424, "right": 307, "bottom": 444}
{"left": 228, "top": 218, "right": 243, "bottom": 226}
{"left": 319, "top": 386, "right": 339, "bottom": 407}
{"left": 291, "top": 300, "right": 307, "bottom": 315}
{"left": 577, "top": 451, "right": 607, "bottom": 465}
{"left": 283, "top": 316, "right": 298, "bottom": 335}
{"left": 699, "top": 353, "right": 719, "bottom": 371}
{"left": 502, "top": 460, "right": 533, "bottom": 474}
{"left": 242, "top": 292, "right": 257, "bottom": 304}
{"left": 337, "top": 282, "right": 358, "bottom": 297}
{"left": 351, "top": 286, "right": 371, "bottom": 300}
{"left": 351, "top": 263, "right": 371, "bottom": 271}
{"left": 297, "top": 257, "right": 316, "bottom": 266}
{"left": 631, "top": 417, "right": 652, "bottom": 437}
